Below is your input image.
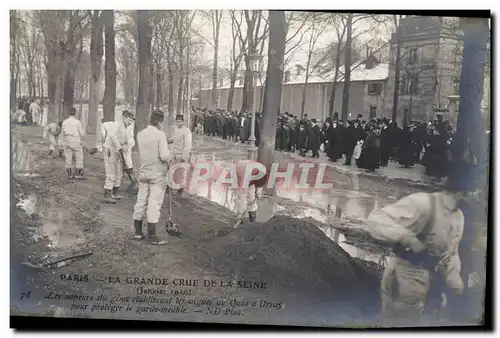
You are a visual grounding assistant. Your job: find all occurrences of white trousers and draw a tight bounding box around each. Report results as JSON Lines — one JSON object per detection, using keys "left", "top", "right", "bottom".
{"left": 103, "top": 148, "right": 123, "bottom": 190}
{"left": 133, "top": 176, "right": 167, "bottom": 223}
{"left": 381, "top": 256, "right": 430, "bottom": 327}
{"left": 235, "top": 184, "right": 258, "bottom": 217}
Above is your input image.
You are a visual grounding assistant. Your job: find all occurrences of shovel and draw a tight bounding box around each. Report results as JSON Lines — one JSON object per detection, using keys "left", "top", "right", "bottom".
{"left": 165, "top": 185, "right": 183, "bottom": 238}
{"left": 119, "top": 151, "right": 139, "bottom": 196}
{"left": 21, "top": 251, "right": 93, "bottom": 270}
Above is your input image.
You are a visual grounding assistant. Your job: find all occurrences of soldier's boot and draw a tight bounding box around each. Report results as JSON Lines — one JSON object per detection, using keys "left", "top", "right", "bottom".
{"left": 104, "top": 189, "right": 117, "bottom": 204}
{"left": 133, "top": 219, "right": 145, "bottom": 240}
{"left": 59, "top": 149, "right": 64, "bottom": 158}
{"left": 146, "top": 223, "right": 168, "bottom": 245}
{"left": 48, "top": 149, "right": 54, "bottom": 157}
{"left": 67, "top": 168, "right": 75, "bottom": 179}
{"left": 177, "top": 188, "right": 184, "bottom": 197}
{"left": 111, "top": 186, "right": 123, "bottom": 200}
{"left": 248, "top": 211, "right": 257, "bottom": 223}
{"left": 74, "top": 169, "right": 85, "bottom": 180}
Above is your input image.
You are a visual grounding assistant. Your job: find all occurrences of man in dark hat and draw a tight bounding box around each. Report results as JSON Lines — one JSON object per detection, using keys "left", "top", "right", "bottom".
{"left": 133, "top": 110, "right": 170, "bottom": 245}
{"left": 168, "top": 114, "right": 192, "bottom": 197}
{"left": 309, "top": 118, "right": 321, "bottom": 158}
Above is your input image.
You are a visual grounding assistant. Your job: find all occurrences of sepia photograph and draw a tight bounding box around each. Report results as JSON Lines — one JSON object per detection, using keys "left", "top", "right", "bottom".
{"left": 9, "top": 8, "right": 491, "bottom": 329}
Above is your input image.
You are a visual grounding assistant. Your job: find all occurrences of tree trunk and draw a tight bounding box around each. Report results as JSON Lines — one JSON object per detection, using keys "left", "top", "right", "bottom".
{"left": 135, "top": 10, "right": 153, "bottom": 137}
{"left": 227, "top": 71, "right": 237, "bottom": 111}
{"left": 258, "top": 10, "right": 286, "bottom": 171}
{"left": 328, "top": 64, "right": 340, "bottom": 118}
{"left": 241, "top": 57, "right": 253, "bottom": 113}
{"left": 88, "top": 10, "right": 104, "bottom": 134}
{"left": 10, "top": 11, "right": 17, "bottom": 112}
{"left": 166, "top": 46, "right": 175, "bottom": 136}
{"left": 156, "top": 61, "right": 163, "bottom": 108}
{"left": 54, "top": 43, "right": 64, "bottom": 120}
{"left": 211, "top": 43, "right": 219, "bottom": 109}
{"left": 340, "top": 13, "right": 353, "bottom": 121}
{"left": 62, "top": 48, "right": 76, "bottom": 117}
{"left": 300, "top": 76, "right": 309, "bottom": 117}
{"left": 177, "top": 52, "right": 184, "bottom": 115}
{"left": 198, "top": 72, "right": 202, "bottom": 109}
{"left": 452, "top": 18, "right": 488, "bottom": 189}
{"left": 391, "top": 17, "right": 402, "bottom": 122}
{"left": 149, "top": 62, "right": 155, "bottom": 112}
{"left": 102, "top": 10, "right": 116, "bottom": 122}
{"left": 211, "top": 11, "right": 221, "bottom": 110}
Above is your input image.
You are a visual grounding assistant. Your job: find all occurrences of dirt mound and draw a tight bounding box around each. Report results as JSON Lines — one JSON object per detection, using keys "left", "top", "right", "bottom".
{"left": 200, "top": 215, "right": 381, "bottom": 303}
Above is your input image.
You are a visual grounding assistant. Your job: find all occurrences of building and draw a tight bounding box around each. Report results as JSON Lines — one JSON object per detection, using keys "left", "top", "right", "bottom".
{"left": 384, "top": 16, "right": 465, "bottom": 125}
{"left": 195, "top": 56, "right": 389, "bottom": 123}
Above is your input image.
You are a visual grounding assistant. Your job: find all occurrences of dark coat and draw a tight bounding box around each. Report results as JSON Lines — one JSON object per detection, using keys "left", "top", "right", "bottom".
{"left": 357, "top": 131, "right": 381, "bottom": 170}
{"left": 308, "top": 124, "right": 321, "bottom": 151}
{"left": 297, "top": 129, "right": 308, "bottom": 149}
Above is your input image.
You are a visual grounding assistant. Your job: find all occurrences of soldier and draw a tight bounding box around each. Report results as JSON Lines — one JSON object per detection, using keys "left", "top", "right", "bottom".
{"left": 234, "top": 160, "right": 265, "bottom": 227}
{"left": 368, "top": 179, "right": 467, "bottom": 326}
{"left": 43, "top": 121, "right": 63, "bottom": 158}
{"left": 168, "top": 114, "right": 192, "bottom": 197}
{"left": 132, "top": 110, "right": 170, "bottom": 245}
{"left": 29, "top": 98, "right": 42, "bottom": 126}
{"left": 61, "top": 108, "right": 85, "bottom": 179}
{"left": 101, "top": 110, "right": 135, "bottom": 203}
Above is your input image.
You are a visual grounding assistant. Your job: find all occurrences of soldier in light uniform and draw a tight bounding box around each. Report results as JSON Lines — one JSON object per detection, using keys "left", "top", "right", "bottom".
{"left": 234, "top": 160, "right": 265, "bottom": 226}
{"left": 43, "top": 121, "right": 63, "bottom": 158}
{"left": 100, "top": 116, "right": 135, "bottom": 173}
{"left": 366, "top": 181, "right": 467, "bottom": 326}
{"left": 132, "top": 110, "right": 170, "bottom": 245}
{"left": 61, "top": 108, "right": 86, "bottom": 179}
{"left": 168, "top": 114, "right": 192, "bottom": 196}
{"left": 29, "top": 98, "right": 42, "bottom": 126}
{"left": 102, "top": 110, "right": 135, "bottom": 203}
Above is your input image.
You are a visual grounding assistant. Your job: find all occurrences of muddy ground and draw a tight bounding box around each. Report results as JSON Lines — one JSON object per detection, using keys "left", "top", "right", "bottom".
{"left": 11, "top": 125, "right": 390, "bottom": 327}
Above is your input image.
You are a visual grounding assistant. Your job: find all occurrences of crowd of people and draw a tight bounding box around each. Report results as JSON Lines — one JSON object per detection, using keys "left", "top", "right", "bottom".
{"left": 190, "top": 107, "right": 456, "bottom": 180}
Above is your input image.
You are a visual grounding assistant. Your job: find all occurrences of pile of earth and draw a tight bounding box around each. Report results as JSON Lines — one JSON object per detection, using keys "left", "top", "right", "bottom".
{"left": 200, "top": 215, "right": 382, "bottom": 305}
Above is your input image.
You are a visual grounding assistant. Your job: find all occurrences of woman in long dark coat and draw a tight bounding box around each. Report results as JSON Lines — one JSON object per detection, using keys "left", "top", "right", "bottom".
{"left": 358, "top": 127, "right": 381, "bottom": 171}
{"left": 398, "top": 126, "right": 415, "bottom": 167}
{"left": 327, "top": 122, "right": 342, "bottom": 161}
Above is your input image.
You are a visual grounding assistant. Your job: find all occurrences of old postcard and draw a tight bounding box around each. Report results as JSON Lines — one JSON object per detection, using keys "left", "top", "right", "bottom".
{"left": 10, "top": 9, "right": 490, "bottom": 329}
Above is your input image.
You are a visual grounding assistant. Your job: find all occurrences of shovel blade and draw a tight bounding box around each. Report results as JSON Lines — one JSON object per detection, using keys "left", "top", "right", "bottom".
{"left": 166, "top": 220, "right": 182, "bottom": 238}
{"left": 126, "top": 182, "right": 139, "bottom": 196}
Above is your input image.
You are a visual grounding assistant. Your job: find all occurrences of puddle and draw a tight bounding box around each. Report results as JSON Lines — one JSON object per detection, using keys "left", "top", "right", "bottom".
{"left": 12, "top": 140, "right": 40, "bottom": 177}
{"left": 16, "top": 194, "right": 85, "bottom": 249}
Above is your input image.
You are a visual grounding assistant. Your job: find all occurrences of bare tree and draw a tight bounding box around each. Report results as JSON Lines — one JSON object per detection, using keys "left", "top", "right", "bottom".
{"left": 258, "top": 10, "right": 286, "bottom": 171}
{"left": 391, "top": 15, "right": 404, "bottom": 121}
{"left": 87, "top": 10, "right": 104, "bottom": 134}
{"left": 37, "top": 10, "right": 68, "bottom": 120}
{"left": 327, "top": 15, "right": 347, "bottom": 118}
{"left": 18, "top": 12, "right": 41, "bottom": 98}
{"left": 241, "top": 10, "right": 269, "bottom": 113}
{"left": 300, "top": 14, "right": 328, "bottom": 117}
{"left": 135, "top": 10, "right": 153, "bottom": 136}
{"left": 340, "top": 13, "right": 353, "bottom": 121}
{"left": 10, "top": 10, "right": 18, "bottom": 111}
{"left": 60, "top": 11, "right": 90, "bottom": 118}
{"left": 227, "top": 10, "right": 247, "bottom": 111}
{"left": 208, "top": 10, "right": 223, "bottom": 108}
{"left": 102, "top": 10, "right": 116, "bottom": 122}
{"left": 283, "top": 11, "right": 311, "bottom": 68}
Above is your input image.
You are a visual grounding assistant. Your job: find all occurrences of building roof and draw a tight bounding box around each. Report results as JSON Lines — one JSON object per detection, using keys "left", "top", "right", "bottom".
{"left": 200, "top": 62, "right": 389, "bottom": 91}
